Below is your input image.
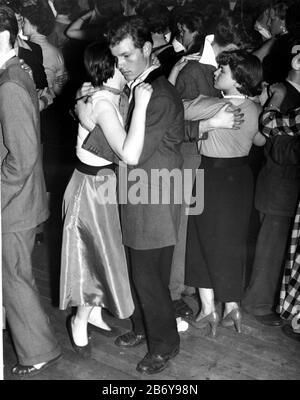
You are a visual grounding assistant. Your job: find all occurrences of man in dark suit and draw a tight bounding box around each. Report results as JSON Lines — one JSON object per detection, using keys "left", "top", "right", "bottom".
{"left": 0, "top": 6, "right": 61, "bottom": 377}
{"left": 82, "top": 15, "right": 184, "bottom": 375}
{"left": 243, "top": 47, "right": 300, "bottom": 326}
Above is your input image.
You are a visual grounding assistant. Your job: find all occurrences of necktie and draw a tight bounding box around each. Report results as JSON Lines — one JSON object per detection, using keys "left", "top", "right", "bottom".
{"left": 119, "top": 84, "right": 130, "bottom": 123}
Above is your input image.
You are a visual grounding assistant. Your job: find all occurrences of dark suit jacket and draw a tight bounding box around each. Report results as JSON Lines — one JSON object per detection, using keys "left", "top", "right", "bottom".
{"left": 18, "top": 40, "right": 48, "bottom": 90}
{"left": 83, "top": 68, "right": 184, "bottom": 249}
{"left": 0, "top": 57, "right": 49, "bottom": 233}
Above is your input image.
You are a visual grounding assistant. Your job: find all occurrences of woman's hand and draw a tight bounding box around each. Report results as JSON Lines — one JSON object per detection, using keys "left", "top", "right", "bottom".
{"left": 75, "top": 98, "right": 96, "bottom": 132}
{"left": 168, "top": 57, "right": 188, "bottom": 85}
{"left": 151, "top": 53, "right": 161, "bottom": 68}
{"left": 207, "top": 104, "right": 244, "bottom": 130}
{"left": 268, "top": 82, "right": 287, "bottom": 108}
{"left": 75, "top": 82, "right": 95, "bottom": 101}
{"left": 174, "top": 57, "right": 189, "bottom": 72}
{"left": 134, "top": 82, "right": 153, "bottom": 108}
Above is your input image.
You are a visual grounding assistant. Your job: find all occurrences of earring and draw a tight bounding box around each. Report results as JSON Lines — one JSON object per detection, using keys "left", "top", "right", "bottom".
{"left": 281, "top": 24, "right": 287, "bottom": 34}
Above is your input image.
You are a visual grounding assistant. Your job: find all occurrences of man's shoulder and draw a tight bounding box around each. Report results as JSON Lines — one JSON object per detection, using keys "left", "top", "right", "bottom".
{"left": 0, "top": 59, "right": 35, "bottom": 94}
{"left": 151, "top": 74, "right": 180, "bottom": 98}
{"left": 0, "top": 59, "right": 29, "bottom": 85}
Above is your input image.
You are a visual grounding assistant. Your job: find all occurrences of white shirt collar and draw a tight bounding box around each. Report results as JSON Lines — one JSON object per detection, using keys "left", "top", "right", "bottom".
{"left": 128, "top": 65, "right": 159, "bottom": 88}
{"left": 48, "top": 0, "right": 57, "bottom": 17}
{"left": 0, "top": 48, "right": 16, "bottom": 69}
{"left": 127, "top": 64, "right": 159, "bottom": 101}
{"left": 199, "top": 34, "right": 217, "bottom": 68}
{"left": 286, "top": 79, "right": 300, "bottom": 94}
{"left": 55, "top": 14, "right": 71, "bottom": 25}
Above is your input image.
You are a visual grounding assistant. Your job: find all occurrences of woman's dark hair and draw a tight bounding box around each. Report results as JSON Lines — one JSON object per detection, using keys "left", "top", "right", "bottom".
{"left": 84, "top": 41, "right": 115, "bottom": 87}
{"left": 214, "top": 15, "right": 248, "bottom": 49}
{"left": 286, "top": 1, "right": 300, "bottom": 39}
{"left": 144, "top": 5, "right": 171, "bottom": 34}
{"left": 21, "top": 4, "right": 55, "bottom": 36}
{"left": 0, "top": 0, "right": 21, "bottom": 13}
{"left": 94, "top": 0, "right": 123, "bottom": 18}
{"left": 107, "top": 15, "right": 153, "bottom": 49}
{"left": 0, "top": 5, "right": 18, "bottom": 46}
{"left": 216, "top": 50, "right": 263, "bottom": 96}
{"left": 271, "top": 1, "right": 289, "bottom": 21}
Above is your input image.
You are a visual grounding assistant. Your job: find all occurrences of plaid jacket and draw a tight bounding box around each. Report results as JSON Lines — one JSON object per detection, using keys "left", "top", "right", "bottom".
{"left": 260, "top": 106, "right": 300, "bottom": 137}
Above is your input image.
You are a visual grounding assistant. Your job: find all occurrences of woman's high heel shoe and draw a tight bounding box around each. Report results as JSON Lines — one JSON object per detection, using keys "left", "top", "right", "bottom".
{"left": 189, "top": 311, "right": 220, "bottom": 337}
{"left": 221, "top": 308, "right": 242, "bottom": 333}
{"left": 66, "top": 315, "right": 91, "bottom": 359}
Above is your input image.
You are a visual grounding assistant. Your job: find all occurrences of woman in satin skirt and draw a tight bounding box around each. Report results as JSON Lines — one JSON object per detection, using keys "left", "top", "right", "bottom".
{"left": 60, "top": 166, "right": 133, "bottom": 318}
{"left": 59, "top": 41, "right": 152, "bottom": 354}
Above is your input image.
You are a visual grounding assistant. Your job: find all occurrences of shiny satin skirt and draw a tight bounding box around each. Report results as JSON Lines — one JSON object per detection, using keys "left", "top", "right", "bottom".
{"left": 59, "top": 168, "right": 134, "bottom": 319}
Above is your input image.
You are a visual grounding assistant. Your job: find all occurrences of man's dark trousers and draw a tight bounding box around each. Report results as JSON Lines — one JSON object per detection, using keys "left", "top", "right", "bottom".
{"left": 126, "top": 245, "right": 180, "bottom": 355}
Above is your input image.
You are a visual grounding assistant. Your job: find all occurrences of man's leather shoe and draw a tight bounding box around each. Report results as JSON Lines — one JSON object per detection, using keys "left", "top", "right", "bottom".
{"left": 12, "top": 354, "right": 62, "bottom": 377}
{"left": 114, "top": 331, "right": 146, "bottom": 347}
{"left": 173, "top": 299, "right": 193, "bottom": 318}
{"left": 255, "top": 313, "right": 283, "bottom": 327}
{"left": 136, "top": 347, "right": 179, "bottom": 375}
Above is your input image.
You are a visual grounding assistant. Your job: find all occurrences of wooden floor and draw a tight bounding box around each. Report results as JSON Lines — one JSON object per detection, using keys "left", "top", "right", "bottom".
{"left": 3, "top": 199, "right": 300, "bottom": 381}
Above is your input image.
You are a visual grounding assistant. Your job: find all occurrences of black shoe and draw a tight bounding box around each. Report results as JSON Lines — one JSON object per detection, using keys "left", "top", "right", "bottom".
{"left": 255, "top": 313, "right": 283, "bottom": 327}
{"left": 12, "top": 354, "right": 62, "bottom": 377}
{"left": 282, "top": 324, "right": 300, "bottom": 342}
{"left": 173, "top": 299, "right": 193, "bottom": 318}
{"left": 136, "top": 347, "right": 179, "bottom": 375}
{"left": 115, "top": 331, "right": 146, "bottom": 347}
{"left": 66, "top": 315, "right": 91, "bottom": 358}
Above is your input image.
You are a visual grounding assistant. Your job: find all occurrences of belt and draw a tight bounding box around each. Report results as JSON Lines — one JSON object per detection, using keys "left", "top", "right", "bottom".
{"left": 201, "top": 156, "right": 248, "bottom": 168}
{"left": 75, "top": 160, "right": 116, "bottom": 176}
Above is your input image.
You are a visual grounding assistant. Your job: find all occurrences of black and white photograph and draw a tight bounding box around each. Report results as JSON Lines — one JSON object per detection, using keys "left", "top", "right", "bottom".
{"left": 0, "top": 0, "right": 299, "bottom": 384}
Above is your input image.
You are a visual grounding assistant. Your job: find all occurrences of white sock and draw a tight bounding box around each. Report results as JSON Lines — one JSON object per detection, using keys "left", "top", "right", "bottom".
{"left": 72, "top": 317, "right": 88, "bottom": 346}
{"left": 33, "top": 362, "right": 46, "bottom": 369}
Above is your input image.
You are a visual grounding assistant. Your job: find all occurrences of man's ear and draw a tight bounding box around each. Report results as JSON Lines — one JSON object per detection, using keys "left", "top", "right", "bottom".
{"left": 143, "top": 41, "right": 152, "bottom": 58}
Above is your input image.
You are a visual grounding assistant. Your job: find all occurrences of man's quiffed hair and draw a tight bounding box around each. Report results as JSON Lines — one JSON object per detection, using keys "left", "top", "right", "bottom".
{"left": 107, "top": 15, "right": 153, "bottom": 49}
{"left": 216, "top": 50, "right": 263, "bottom": 97}
{"left": 21, "top": 4, "right": 55, "bottom": 36}
{"left": 84, "top": 41, "right": 115, "bottom": 87}
{"left": 0, "top": 5, "right": 18, "bottom": 47}
{"left": 145, "top": 6, "right": 171, "bottom": 34}
{"left": 214, "top": 15, "right": 256, "bottom": 50}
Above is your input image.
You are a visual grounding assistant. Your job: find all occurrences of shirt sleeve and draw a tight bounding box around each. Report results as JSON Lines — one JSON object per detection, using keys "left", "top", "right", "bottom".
{"left": 0, "top": 82, "right": 39, "bottom": 209}
{"left": 260, "top": 106, "right": 300, "bottom": 137}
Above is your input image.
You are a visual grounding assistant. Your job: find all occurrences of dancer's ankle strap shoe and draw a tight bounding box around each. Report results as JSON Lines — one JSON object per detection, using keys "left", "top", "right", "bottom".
{"left": 222, "top": 308, "right": 242, "bottom": 333}
{"left": 189, "top": 311, "right": 220, "bottom": 337}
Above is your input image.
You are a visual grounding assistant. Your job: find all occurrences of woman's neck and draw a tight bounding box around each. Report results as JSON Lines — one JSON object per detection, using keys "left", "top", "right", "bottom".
{"left": 222, "top": 89, "right": 246, "bottom": 105}
{"left": 152, "top": 33, "right": 168, "bottom": 49}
